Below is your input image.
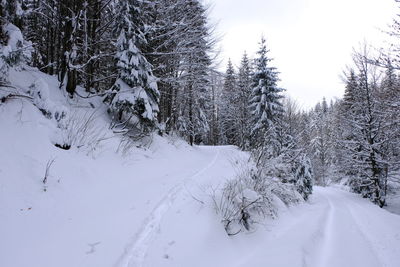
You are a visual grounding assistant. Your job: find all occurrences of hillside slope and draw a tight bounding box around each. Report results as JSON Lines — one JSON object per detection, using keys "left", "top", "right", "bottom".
{"left": 0, "top": 68, "right": 247, "bottom": 267}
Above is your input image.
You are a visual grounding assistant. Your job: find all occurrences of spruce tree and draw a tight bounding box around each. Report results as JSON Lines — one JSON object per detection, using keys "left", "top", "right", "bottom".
{"left": 249, "top": 37, "right": 284, "bottom": 154}
{"left": 221, "top": 58, "right": 237, "bottom": 144}
{"left": 106, "top": 0, "right": 160, "bottom": 132}
{"left": 237, "top": 52, "right": 253, "bottom": 149}
{"left": 174, "top": 0, "right": 213, "bottom": 145}
{"left": 294, "top": 154, "right": 314, "bottom": 200}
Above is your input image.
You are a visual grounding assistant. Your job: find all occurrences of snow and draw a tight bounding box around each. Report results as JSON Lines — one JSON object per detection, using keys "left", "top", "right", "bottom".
{"left": 1, "top": 68, "right": 400, "bottom": 267}
{"left": 141, "top": 187, "right": 400, "bottom": 267}
{"left": 0, "top": 103, "right": 234, "bottom": 266}
{"left": 385, "top": 180, "right": 400, "bottom": 216}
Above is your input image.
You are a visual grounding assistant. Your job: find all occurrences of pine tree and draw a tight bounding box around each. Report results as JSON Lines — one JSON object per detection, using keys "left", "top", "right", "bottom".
{"left": 174, "top": 0, "right": 213, "bottom": 145}
{"left": 209, "top": 69, "right": 224, "bottom": 145}
{"left": 136, "top": 0, "right": 215, "bottom": 144}
{"left": 342, "top": 69, "right": 358, "bottom": 112}
{"left": 106, "top": 0, "right": 160, "bottom": 133}
{"left": 220, "top": 58, "right": 237, "bottom": 144}
{"left": 294, "top": 154, "right": 314, "bottom": 200}
{"left": 249, "top": 36, "right": 284, "bottom": 154}
{"left": 237, "top": 52, "right": 253, "bottom": 149}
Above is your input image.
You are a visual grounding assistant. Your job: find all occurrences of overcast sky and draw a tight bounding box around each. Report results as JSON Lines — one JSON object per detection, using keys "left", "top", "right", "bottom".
{"left": 207, "top": 0, "right": 397, "bottom": 109}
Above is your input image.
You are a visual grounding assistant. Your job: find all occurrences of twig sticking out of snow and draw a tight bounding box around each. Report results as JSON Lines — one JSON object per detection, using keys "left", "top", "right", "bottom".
{"left": 42, "top": 158, "right": 56, "bottom": 191}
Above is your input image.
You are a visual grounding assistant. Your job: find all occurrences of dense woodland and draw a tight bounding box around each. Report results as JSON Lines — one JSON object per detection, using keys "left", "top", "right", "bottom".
{"left": 1, "top": 0, "right": 399, "bottom": 208}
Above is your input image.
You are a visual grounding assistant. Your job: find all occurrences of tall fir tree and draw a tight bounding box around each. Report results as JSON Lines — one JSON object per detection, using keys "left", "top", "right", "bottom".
{"left": 106, "top": 0, "right": 160, "bottom": 132}
{"left": 237, "top": 52, "right": 253, "bottom": 149}
{"left": 174, "top": 0, "right": 213, "bottom": 145}
{"left": 249, "top": 37, "right": 284, "bottom": 154}
{"left": 220, "top": 58, "right": 237, "bottom": 144}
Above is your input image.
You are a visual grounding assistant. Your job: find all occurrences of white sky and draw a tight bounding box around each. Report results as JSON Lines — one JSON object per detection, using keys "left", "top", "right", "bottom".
{"left": 207, "top": 0, "right": 397, "bottom": 109}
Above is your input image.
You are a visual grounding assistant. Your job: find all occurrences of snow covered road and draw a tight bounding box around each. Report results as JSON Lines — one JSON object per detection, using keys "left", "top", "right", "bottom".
{"left": 141, "top": 186, "right": 400, "bottom": 267}
{"left": 235, "top": 187, "right": 400, "bottom": 267}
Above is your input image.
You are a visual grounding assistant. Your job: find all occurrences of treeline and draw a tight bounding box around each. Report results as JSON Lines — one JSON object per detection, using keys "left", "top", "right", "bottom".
{"left": 219, "top": 37, "right": 314, "bottom": 202}
{"left": 0, "top": 0, "right": 302, "bottom": 152}
{"left": 220, "top": 43, "right": 400, "bottom": 207}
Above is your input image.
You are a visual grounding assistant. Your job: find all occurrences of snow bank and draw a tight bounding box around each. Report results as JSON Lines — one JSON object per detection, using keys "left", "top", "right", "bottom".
{"left": 0, "top": 67, "right": 247, "bottom": 267}
{"left": 28, "top": 77, "right": 68, "bottom": 122}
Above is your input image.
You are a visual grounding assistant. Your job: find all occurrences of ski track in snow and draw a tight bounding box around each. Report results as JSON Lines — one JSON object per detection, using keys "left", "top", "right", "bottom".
{"left": 115, "top": 148, "right": 221, "bottom": 267}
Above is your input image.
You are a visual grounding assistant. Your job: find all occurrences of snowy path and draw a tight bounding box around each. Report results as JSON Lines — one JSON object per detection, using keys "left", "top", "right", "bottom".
{"left": 236, "top": 187, "right": 400, "bottom": 267}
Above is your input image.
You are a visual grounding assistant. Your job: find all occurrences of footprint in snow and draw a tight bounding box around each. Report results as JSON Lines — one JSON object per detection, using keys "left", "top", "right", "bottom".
{"left": 86, "top": 242, "right": 101, "bottom": 254}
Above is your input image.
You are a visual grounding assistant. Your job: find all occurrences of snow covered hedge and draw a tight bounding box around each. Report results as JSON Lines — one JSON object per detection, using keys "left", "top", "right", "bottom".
{"left": 213, "top": 153, "right": 313, "bottom": 236}
{"left": 212, "top": 166, "right": 305, "bottom": 235}
{"left": 212, "top": 167, "right": 277, "bottom": 235}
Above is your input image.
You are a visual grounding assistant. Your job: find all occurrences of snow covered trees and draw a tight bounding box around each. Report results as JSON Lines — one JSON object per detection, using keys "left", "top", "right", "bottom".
{"left": 291, "top": 44, "right": 399, "bottom": 207}
{"left": 19, "top": 0, "right": 115, "bottom": 94}
{"left": 1, "top": 0, "right": 224, "bottom": 150}
{"left": 147, "top": 0, "right": 214, "bottom": 145}
{"left": 143, "top": 0, "right": 217, "bottom": 140}
{"left": 106, "top": 0, "right": 159, "bottom": 132}
{"left": 217, "top": 38, "right": 286, "bottom": 152}
{"left": 338, "top": 48, "right": 392, "bottom": 207}
{"left": 7, "top": 0, "right": 216, "bottom": 139}
{"left": 219, "top": 54, "right": 253, "bottom": 148}
{"left": 308, "top": 98, "right": 334, "bottom": 186}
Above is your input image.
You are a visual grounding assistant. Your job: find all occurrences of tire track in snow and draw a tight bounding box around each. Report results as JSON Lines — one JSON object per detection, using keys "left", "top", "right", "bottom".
{"left": 115, "top": 148, "right": 221, "bottom": 267}
{"left": 299, "top": 191, "right": 335, "bottom": 267}
{"left": 312, "top": 194, "right": 334, "bottom": 267}
{"left": 306, "top": 188, "right": 382, "bottom": 267}
{"left": 340, "top": 197, "right": 384, "bottom": 266}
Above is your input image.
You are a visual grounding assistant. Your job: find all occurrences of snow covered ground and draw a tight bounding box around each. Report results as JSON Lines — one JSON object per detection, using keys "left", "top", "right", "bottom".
{"left": 0, "top": 89, "right": 243, "bottom": 266}
{"left": 385, "top": 180, "right": 400, "bottom": 216}
{"left": 1, "top": 69, "right": 400, "bottom": 267}
{"left": 136, "top": 186, "right": 400, "bottom": 267}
